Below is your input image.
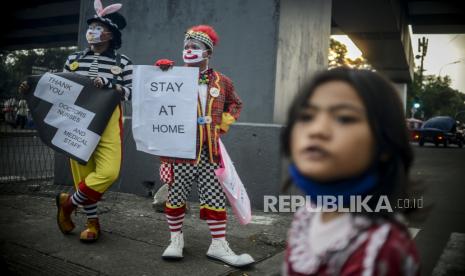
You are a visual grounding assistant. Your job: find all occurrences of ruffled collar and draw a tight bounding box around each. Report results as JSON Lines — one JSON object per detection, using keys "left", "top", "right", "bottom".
{"left": 199, "top": 68, "right": 213, "bottom": 85}
{"left": 287, "top": 203, "right": 372, "bottom": 274}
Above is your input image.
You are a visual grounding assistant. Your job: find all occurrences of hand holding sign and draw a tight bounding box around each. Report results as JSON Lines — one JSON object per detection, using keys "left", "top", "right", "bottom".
{"left": 154, "top": 59, "right": 175, "bottom": 71}
{"left": 93, "top": 77, "right": 105, "bottom": 88}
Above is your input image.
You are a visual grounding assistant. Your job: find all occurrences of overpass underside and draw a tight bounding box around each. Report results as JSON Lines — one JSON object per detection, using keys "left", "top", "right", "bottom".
{"left": 332, "top": 0, "right": 465, "bottom": 83}
{"left": 1, "top": 0, "right": 80, "bottom": 50}
{"left": 2, "top": 0, "right": 465, "bottom": 83}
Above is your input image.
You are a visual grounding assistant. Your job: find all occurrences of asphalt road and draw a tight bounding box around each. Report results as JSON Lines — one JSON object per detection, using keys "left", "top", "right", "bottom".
{"left": 410, "top": 144, "right": 465, "bottom": 275}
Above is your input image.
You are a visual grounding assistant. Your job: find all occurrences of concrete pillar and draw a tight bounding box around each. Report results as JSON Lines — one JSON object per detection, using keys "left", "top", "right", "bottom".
{"left": 273, "top": 0, "right": 332, "bottom": 124}
{"left": 393, "top": 82, "right": 407, "bottom": 114}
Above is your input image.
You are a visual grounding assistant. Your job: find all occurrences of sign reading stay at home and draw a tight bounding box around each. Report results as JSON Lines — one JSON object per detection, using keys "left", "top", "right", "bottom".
{"left": 132, "top": 65, "right": 199, "bottom": 159}
{"left": 26, "top": 72, "right": 121, "bottom": 163}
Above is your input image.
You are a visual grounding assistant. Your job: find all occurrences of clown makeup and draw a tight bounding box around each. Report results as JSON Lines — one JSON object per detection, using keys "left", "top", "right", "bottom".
{"left": 290, "top": 81, "right": 375, "bottom": 182}
{"left": 86, "top": 22, "right": 112, "bottom": 44}
{"left": 183, "top": 39, "right": 209, "bottom": 64}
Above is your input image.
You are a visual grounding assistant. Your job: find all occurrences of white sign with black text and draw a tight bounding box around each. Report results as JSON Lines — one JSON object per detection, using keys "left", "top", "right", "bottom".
{"left": 32, "top": 73, "right": 100, "bottom": 162}
{"left": 132, "top": 65, "right": 199, "bottom": 159}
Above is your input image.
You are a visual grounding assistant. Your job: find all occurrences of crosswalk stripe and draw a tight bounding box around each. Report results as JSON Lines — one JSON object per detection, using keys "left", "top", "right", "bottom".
{"left": 409, "top": 227, "right": 421, "bottom": 238}
{"left": 432, "top": 232, "right": 465, "bottom": 276}
{"left": 250, "top": 215, "right": 276, "bottom": 225}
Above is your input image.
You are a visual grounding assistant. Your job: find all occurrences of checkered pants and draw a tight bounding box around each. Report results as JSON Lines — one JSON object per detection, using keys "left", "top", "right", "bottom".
{"left": 167, "top": 148, "right": 227, "bottom": 218}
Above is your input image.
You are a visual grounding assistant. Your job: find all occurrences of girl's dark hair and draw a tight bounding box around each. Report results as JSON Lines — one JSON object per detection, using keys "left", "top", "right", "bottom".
{"left": 282, "top": 67, "right": 421, "bottom": 220}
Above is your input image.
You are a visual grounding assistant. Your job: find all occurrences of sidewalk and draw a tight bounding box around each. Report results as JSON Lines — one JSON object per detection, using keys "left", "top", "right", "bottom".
{"left": 0, "top": 191, "right": 292, "bottom": 276}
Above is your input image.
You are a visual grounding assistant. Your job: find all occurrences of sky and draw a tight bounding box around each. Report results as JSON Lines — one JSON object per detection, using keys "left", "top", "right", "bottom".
{"left": 332, "top": 34, "right": 465, "bottom": 93}
{"left": 411, "top": 34, "right": 465, "bottom": 93}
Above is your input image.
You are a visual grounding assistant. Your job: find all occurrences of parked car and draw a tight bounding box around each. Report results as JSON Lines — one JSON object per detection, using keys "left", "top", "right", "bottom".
{"left": 412, "top": 116, "right": 463, "bottom": 148}
{"left": 406, "top": 118, "right": 423, "bottom": 141}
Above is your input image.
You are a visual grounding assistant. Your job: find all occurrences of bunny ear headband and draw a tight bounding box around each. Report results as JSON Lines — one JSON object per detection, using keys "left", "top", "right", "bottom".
{"left": 94, "top": 0, "right": 122, "bottom": 17}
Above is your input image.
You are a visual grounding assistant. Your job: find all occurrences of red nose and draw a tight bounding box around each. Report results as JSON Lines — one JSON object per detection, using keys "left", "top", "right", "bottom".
{"left": 187, "top": 49, "right": 192, "bottom": 53}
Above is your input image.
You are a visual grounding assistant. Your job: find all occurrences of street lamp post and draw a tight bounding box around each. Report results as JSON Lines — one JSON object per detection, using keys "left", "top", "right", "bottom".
{"left": 415, "top": 37, "right": 429, "bottom": 86}
{"left": 438, "top": 60, "right": 461, "bottom": 76}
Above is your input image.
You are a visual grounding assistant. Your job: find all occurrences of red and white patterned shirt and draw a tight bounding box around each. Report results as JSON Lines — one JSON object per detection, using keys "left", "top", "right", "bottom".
{"left": 283, "top": 204, "right": 420, "bottom": 276}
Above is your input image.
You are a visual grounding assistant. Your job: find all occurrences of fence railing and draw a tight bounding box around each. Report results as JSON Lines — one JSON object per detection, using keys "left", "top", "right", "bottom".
{"left": 0, "top": 100, "right": 142, "bottom": 199}
{"left": 0, "top": 122, "right": 56, "bottom": 194}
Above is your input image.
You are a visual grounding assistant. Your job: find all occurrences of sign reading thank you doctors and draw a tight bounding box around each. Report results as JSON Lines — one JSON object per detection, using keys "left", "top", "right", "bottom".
{"left": 25, "top": 72, "right": 121, "bottom": 163}
{"left": 132, "top": 65, "right": 199, "bottom": 159}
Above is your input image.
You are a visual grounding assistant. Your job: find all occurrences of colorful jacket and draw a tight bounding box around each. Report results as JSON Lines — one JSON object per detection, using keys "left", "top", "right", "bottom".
{"left": 160, "top": 68, "right": 242, "bottom": 164}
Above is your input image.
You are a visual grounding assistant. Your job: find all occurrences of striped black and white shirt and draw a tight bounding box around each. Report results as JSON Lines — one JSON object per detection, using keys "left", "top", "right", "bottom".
{"left": 63, "top": 48, "right": 133, "bottom": 101}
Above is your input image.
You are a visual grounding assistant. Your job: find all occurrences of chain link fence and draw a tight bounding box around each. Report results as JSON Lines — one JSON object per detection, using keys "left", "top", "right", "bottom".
{"left": 0, "top": 123, "right": 60, "bottom": 194}
{"left": 0, "top": 96, "right": 74, "bottom": 196}
{"left": 0, "top": 98, "right": 128, "bottom": 201}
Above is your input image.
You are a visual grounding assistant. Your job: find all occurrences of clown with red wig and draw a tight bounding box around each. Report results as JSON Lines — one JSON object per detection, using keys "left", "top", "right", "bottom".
{"left": 155, "top": 25, "right": 254, "bottom": 267}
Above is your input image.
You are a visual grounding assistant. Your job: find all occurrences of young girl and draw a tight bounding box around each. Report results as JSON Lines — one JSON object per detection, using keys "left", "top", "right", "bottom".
{"left": 281, "top": 68, "right": 420, "bottom": 275}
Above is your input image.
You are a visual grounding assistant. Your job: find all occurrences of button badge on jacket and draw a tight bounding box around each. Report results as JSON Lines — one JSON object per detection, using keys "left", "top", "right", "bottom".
{"left": 111, "top": 66, "right": 122, "bottom": 75}
{"left": 70, "top": 61, "right": 79, "bottom": 71}
{"left": 209, "top": 88, "right": 220, "bottom": 98}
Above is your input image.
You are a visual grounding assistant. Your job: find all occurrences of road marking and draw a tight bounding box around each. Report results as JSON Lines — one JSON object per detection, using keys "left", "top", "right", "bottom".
{"left": 0, "top": 175, "right": 27, "bottom": 183}
{"left": 250, "top": 215, "right": 277, "bottom": 225}
{"left": 432, "top": 232, "right": 465, "bottom": 276}
{"left": 409, "top": 227, "right": 421, "bottom": 238}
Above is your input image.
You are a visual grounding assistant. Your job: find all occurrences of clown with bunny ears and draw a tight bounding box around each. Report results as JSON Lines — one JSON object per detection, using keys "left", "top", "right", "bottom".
{"left": 54, "top": 0, "right": 133, "bottom": 243}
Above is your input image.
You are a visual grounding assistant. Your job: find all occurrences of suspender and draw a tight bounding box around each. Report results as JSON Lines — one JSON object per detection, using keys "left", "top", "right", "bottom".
{"left": 72, "top": 50, "right": 85, "bottom": 64}
{"left": 111, "top": 53, "right": 121, "bottom": 86}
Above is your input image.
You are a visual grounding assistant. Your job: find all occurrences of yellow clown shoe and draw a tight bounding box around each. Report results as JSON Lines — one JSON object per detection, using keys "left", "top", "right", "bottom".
{"left": 55, "top": 193, "right": 76, "bottom": 234}
{"left": 80, "top": 218, "right": 100, "bottom": 243}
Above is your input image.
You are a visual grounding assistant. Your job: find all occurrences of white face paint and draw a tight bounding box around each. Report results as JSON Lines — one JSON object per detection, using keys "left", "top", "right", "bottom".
{"left": 86, "top": 25, "right": 109, "bottom": 44}
{"left": 183, "top": 49, "right": 206, "bottom": 64}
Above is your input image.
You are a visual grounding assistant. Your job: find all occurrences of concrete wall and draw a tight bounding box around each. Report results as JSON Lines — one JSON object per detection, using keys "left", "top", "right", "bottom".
{"left": 79, "top": 0, "right": 280, "bottom": 124}
{"left": 57, "top": 0, "right": 333, "bottom": 209}
{"left": 79, "top": 0, "right": 332, "bottom": 124}
{"left": 55, "top": 121, "right": 287, "bottom": 209}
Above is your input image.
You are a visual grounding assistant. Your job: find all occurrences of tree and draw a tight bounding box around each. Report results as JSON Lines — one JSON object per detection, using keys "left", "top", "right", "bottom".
{"left": 329, "top": 38, "right": 465, "bottom": 121}
{"left": 328, "top": 38, "right": 371, "bottom": 69}
{"left": 0, "top": 47, "right": 76, "bottom": 99}
{"left": 407, "top": 71, "right": 465, "bottom": 120}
